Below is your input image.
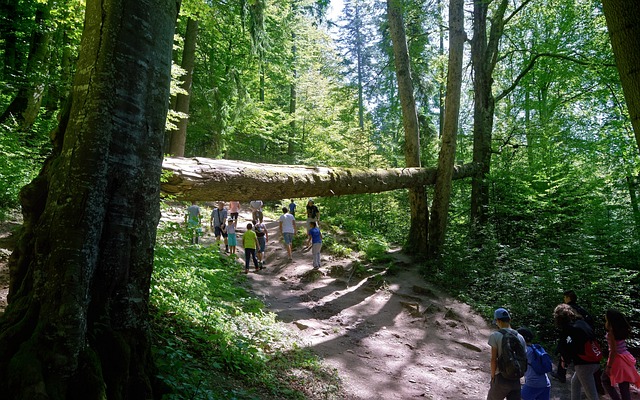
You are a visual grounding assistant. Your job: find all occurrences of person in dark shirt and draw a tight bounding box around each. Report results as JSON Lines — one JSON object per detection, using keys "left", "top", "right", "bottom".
{"left": 553, "top": 304, "right": 601, "bottom": 400}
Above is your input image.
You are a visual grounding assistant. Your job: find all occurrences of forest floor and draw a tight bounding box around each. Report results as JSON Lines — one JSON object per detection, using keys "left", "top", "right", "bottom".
{"left": 0, "top": 207, "right": 626, "bottom": 400}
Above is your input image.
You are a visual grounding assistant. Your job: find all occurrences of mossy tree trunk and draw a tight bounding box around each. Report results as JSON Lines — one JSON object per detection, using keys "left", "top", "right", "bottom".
{"left": 0, "top": 0, "right": 178, "bottom": 398}
{"left": 387, "top": 0, "right": 429, "bottom": 255}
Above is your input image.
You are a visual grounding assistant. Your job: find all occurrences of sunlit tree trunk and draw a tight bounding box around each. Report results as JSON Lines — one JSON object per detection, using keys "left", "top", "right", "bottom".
{"left": 168, "top": 17, "right": 198, "bottom": 157}
{"left": 428, "top": 0, "right": 465, "bottom": 259}
{"left": 387, "top": 0, "right": 428, "bottom": 255}
{"left": 0, "top": 0, "right": 178, "bottom": 397}
{"left": 601, "top": 0, "right": 640, "bottom": 153}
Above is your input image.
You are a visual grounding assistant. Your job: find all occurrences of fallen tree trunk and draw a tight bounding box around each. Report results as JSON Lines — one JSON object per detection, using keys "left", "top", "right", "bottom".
{"left": 162, "top": 157, "right": 480, "bottom": 201}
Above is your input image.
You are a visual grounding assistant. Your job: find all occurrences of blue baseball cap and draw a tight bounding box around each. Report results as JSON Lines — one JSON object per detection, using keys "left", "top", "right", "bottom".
{"left": 493, "top": 308, "right": 511, "bottom": 323}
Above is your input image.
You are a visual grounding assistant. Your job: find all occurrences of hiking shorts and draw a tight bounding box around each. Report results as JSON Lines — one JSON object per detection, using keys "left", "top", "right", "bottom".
{"left": 282, "top": 232, "right": 294, "bottom": 245}
{"left": 214, "top": 226, "right": 227, "bottom": 238}
{"left": 257, "top": 236, "right": 266, "bottom": 252}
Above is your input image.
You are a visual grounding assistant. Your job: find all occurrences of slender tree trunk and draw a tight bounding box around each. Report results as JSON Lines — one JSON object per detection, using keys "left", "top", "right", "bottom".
{"left": 428, "top": 0, "right": 465, "bottom": 259}
{"left": 387, "top": 0, "right": 428, "bottom": 254}
{"left": 469, "top": 0, "right": 508, "bottom": 235}
{"left": 601, "top": 0, "right": 640, "bottom": 153}
{"left": 288, "top": 27, "right": 297, "bottom": 156}
{"left": 0, "top": 0, "right": 21, "bottom": 81}
{"left": 0, "top": 0, "right": 178, "bottom": 398}
{"left": 0, "top": 1, "right": 52, "bottom": 130}
{"left": 627, "top": 175, "right": 640, "bottom": 238}
{"left": 168, "top": 17, "right": 199, "bottom": 157}
{"left": 355, "top": 2, "right": 365, "bottom": 129}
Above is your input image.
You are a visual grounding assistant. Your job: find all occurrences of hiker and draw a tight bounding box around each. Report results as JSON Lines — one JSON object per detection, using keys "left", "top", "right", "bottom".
{"left": 517, "top": 327, "right": 551, "bottom": 400}
{"left": 552, "top": 290, "right": 596, "bottom": 383}
{"left": 242, "top": 222, "right": 260, "bottom": 274}
{"left": 553, "top": 303, "right": 601, "bottom": 400}
{"left": 289, "top": 199, "right": 297, "bottom": 217}
{"left": 602, "top": 309, "right": 640, "bottom": 400}
{"left": 305, "top": 198, "right": 319, "bottom": 232}
{"left": 210, "top": 201, "right": 228, "bottom": 253}
{"left": 307, "top": 220, "right": 322, "bottom": 269}
{"left": 228, "top": 200, "right": 240, "bottom": 220}
{"left": 254, "top": 217, "right": 268, "bottom": 270}
{"left": 250, "top": 200, "right": 263, "bottom": 223}
{"left": 185, "top": 201, "right": 202, "bottom": 244}
{"left": 226, "top": 218, "right": 237, "bottom": 256}
{"left": 278, "top": 206, "right": 296, "bottom": 261}
{"left": 487, "top": 307, "right": 527, "bottom": 400}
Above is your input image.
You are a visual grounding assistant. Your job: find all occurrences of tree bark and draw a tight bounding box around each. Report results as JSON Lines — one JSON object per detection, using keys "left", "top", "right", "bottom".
{"left": 601, "top": 0, "right": 640, "bottom": 153}
{"left": 161, "top": 157, "right": 479, "bottom": 202}
{"left": 387, "top": 0, "right": 429, "bottom": 254}
{"left": 168, "top": 17, "right": 199, "bottom": 157}
{"left": 0, "top": 0, "right": 178, "bottom": 398}
{"left": 428, "top": 0, "right": 465, "bottom": 259}
{"left": 470, "top": 0, "right": 508, "bottom": 233}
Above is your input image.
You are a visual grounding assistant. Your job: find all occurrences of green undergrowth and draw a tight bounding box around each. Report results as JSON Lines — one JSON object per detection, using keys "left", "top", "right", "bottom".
{"left": 150, "top": 222, "right": 342, "bottom": 399}
{"left": 429, "top": 232, "right": 640, "bottom": 352}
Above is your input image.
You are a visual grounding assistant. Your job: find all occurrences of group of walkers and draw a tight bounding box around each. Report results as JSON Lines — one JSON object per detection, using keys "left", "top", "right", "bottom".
{"left": 487, "top": 290, "right": 640, "bottom": 400}
{"left": 185, "top": 199, "right": 323, "bottom": 274}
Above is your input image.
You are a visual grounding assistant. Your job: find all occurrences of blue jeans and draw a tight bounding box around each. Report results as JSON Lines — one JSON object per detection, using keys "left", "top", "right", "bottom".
{"left": 244, "top": 248, "right": 258, "bottom": 270}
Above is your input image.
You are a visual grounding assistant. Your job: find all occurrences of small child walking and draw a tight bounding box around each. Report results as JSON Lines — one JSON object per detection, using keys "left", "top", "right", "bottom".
{"left": 226, "top": 218, "right": 237, "bottom": 256}
{"left": 242, "top": 223, "right": 260, "bottom": 274}
{"left": 517, "top": 327, "right": 551, "bottom": 400}
{"left": 603, "top": 309, "right": 640, "bottom": 400}
{"left": 307, "top": 221, "right": 322, "bottom": 269}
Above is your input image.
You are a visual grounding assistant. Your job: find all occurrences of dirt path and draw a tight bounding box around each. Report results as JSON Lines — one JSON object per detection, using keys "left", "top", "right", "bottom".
{"left": 228, "top": 211, "right": 583, "bottom": 400}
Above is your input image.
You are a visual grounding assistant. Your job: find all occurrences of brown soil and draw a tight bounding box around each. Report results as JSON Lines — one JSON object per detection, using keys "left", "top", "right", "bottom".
{"left": 0, "top": 207, "right": 619, "bottom": 400}
{"left": 214, "top": 210, "right": 581, "bottom": 400}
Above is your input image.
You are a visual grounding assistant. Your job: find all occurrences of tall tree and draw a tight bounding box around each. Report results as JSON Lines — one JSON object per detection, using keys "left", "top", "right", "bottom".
{"left": 601, "top": 0, "right": 640, "bottom": 153}
{"left": 168, "top": 16, "right": 199, "bottom": 157}
{"left": 428, "top": 0, "right": 465, "bottom": 258}
{"left": 387, "top": 0, "right": 428, "bottom": 254}
{"left": 0, "top": 0, "right": 178, "bottom": 397}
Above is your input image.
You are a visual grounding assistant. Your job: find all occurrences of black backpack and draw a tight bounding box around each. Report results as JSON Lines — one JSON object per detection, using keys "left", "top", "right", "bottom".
{"left": 497, "top": 329, "right": 528, "bottom": 380}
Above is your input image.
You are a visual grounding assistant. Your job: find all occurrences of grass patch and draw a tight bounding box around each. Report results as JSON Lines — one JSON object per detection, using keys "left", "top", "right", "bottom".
{"left": 150, "top": 221, "right": 343, "bottom": 399}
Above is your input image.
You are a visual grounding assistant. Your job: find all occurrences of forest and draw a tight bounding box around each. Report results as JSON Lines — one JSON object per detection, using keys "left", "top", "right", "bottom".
{"left": 0, "top": 0, "right": 639, "bottom": 398}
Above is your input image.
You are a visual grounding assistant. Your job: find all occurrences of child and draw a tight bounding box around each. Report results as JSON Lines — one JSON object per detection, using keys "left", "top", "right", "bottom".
{"left": 226, "top": 218, "right": 237, "bottom": 256}
{"left": 517, "top": 327, "right": 551, "bottom": 400}
{"left": 307, "top": 221, "right": 322, "bottom": 269}
{"left": 289, "top": 199, "right": 296, "bottom": 216}
{"left": 242, "top": 223, "right": 260, "bottom": 274}
{"left": 603, "top": 309, "right": 640, "bottom": 400}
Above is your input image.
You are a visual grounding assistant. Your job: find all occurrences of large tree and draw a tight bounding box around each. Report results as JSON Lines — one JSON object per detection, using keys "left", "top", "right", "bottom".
{"left": 387, "top": 0, "right": 429, "bottom": 254}
{"left": 0, "top": 0, "right": 179, "bottom": 398}
{"left": 428, "top": 0, "right": 464, "bottom": 258}
{"left": 601, "top": 0, "right": 640, "bottom": 153}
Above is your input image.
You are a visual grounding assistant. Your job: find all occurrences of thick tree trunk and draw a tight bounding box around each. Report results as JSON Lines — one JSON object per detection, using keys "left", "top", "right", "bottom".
{"left": 0, "top": 0, "right": 178, "bottom": 398}
{"left": 161, "top": 157, "right": 479, "bottom": 202}
{"left": 601, "top": 0, "right": 640, "bottom": 153}
{"left": 387, "top": 0, "right": 429, "bottom": 254}
{"left": 428, "top": 0, "right": 465, "bottom": 259}
{"left": 168, "top": 17, "right": 199, "bottom": 157}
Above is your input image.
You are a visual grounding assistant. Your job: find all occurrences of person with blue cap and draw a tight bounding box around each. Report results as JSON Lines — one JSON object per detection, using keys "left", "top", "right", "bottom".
{"left": 487, "top": 307, "right": 527, "bottom": 400}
